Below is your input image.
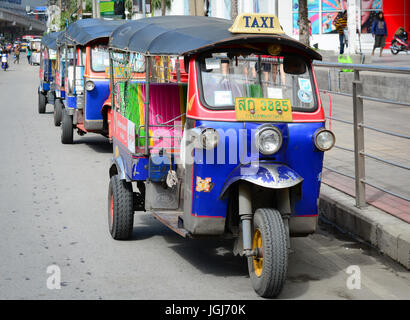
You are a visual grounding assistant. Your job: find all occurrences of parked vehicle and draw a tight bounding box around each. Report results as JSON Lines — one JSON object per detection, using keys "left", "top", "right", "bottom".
{"left": 30, "top": 39, "right": 42, "bottom": 65}
{"left": 58, "top": 18, "right": 126, "bottom": 144}
{"left": 106, "top": 14, "right": 335, "bottom": 298}
{"left": 52, "top": 32, "right": 74, "bottom": 126}
{"left": 390, "top": 28, "right": 409, "bottom": 55}
{"left": 38, "top": 31, "right": 62, "bottom": 115}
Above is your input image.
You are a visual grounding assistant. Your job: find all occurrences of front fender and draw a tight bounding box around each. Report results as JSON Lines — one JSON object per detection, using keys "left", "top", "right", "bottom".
{"left": 219, "top": 162, "right": 303, "bottom": 199}
{"left": 109, "top": 155, "right": 127, "bottom": 180}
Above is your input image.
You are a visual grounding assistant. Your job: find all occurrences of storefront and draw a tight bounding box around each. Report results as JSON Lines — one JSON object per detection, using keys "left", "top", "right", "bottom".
{"left": 164, "top": 0, "right": 410, "bottom": 53}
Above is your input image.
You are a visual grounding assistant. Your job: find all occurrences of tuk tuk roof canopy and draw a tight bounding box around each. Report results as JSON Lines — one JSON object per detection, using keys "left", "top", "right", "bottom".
{"left": 41, "top": 31, "right": 63, "bottom": 50}
{"left": 60, "top": 18, "right": 125, "bottom": 47}
{"left": 109, "top": 16, "right": 322, "bottom": 61}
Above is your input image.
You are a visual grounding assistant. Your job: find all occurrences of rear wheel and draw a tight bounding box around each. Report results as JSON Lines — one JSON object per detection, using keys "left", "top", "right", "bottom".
{"left": 54, "top": 99, "right": 63, "bottom": 126}
{"left": 248, "top": 208, "right": 288, "bottom": 298}
{"left": 38, "top": 90, "right": 46, "bottom": 114}
{"left": 61, "top": 109, "right": 73, "bottom": 144}
{"left": 108, "top": 174, "right": 134, "bottom": 240}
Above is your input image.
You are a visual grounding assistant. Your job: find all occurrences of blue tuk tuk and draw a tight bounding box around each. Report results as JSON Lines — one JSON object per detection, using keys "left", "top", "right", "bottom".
{"left": 107, "top": 14, "right": 335, "bottom": 298}
{"left": 38, "top": 31, "right": 62, "bottom": 114}
{"left": 58, "top": 18, "right": 125, "bottom": 144}
{"left": 52, "top": 31, "right": 75, "bottom": 126}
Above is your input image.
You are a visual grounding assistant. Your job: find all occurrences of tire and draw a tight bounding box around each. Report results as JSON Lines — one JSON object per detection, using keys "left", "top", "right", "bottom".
{"left": 38, "top": 91, "right": 46, "bottom": 114}
{"left": 54, "top": 99, "right": 63, "bottom": 127}
{"left": 108, "top": 174, "right": 134, "bottom": 240}
{"left": 248, "top": 208, "right": 288, "bottom": 298}
{"left": 390, "top": 40, "right": 399, "bottom": 55}
{"left": 61, "top": 109, "right": 73, "bottom": 144}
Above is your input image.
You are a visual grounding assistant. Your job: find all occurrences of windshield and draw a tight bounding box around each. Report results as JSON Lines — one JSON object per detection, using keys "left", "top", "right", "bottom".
{"left": 199, "top": 53, "right": 316, "bottom": 112}
{"left": 91, "top": 45, "right": 109, "bottom": 72}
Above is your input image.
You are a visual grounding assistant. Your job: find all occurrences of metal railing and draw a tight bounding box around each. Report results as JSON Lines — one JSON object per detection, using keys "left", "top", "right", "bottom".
{"left": 313, "top": 61, "right": 410, "bottom": 207}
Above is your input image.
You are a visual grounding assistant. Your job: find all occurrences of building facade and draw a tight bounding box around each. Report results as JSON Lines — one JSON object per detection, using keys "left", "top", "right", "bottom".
{"left": 164, "top": 0, "right": 410, "bottom": 54}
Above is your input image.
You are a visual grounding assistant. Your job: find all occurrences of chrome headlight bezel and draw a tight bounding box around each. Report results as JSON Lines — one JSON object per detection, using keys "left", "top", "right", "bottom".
{"left": 255, "top": 126, "right": 283, "bottom": 155}
{"left": 313, "top": 128, "right": 336, "bottom": 151}
{"left": 199, "top": 128, "right": 220, "bottom": 150}
{"left": 85, "top": 80, "right": 95, "bottom": 91}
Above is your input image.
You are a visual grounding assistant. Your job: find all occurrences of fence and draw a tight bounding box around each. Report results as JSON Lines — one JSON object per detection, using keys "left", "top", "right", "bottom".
{"left": 313, "top": 61, "right": 410, "bottom": 208}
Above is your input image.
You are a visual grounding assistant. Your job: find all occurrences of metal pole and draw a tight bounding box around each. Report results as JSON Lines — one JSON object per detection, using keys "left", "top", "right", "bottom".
{"left": 73, "top": 45, "right": 77, "bottom": 95}
{"left": 108, "top": 49, "right": 115, "bottom": 112}
{"left": 352, "top": 70, "right": 366, "bottom": 208}
{"left": 144, "top": 56, "right": 150, "bottom": 155}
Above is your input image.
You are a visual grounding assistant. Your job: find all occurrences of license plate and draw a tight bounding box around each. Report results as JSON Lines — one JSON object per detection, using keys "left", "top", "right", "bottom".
{"left": 235, "top": 98, "right": 293, "bottom": 122}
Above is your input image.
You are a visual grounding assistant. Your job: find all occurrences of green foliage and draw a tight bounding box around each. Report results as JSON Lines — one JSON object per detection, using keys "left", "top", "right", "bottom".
{"left": 59, "top": 0, "right": 78, "bottom": 30}
{"left": 125, "top": 0, "right": 132, "bottom": 12}
{"left": 151, "top": 0, "right": 172, "bottom": 10}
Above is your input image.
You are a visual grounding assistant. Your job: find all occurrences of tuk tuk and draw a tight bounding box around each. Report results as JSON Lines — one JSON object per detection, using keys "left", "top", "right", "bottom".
{"left": 107, "top": 14, "right": 335, "bottom": 298}
{"left": 30, "top": 39, "right": 42, "bottom": 65}
{"left": 52, "top": 32, "right": 74, "bottom": 126}
{"left": 58, "top": 18, "right": 125, "bottom": 144}
{"left": 38, "top": 31, "right": 61, "bottom": 114}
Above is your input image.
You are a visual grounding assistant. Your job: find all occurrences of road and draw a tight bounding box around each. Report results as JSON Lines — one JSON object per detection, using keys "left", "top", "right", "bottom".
{"left": 0, "top": 58, "right": 409, "bottom": 300}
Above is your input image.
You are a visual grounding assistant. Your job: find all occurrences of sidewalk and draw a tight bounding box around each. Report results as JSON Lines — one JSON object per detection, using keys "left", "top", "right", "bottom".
{"left": 315, "top": 56, "right": 410, "bottom": 269}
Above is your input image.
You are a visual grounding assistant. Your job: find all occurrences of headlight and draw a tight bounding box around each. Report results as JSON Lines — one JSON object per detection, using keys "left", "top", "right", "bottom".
{"left": 314, "top": 128, "right": 335, "bottom": 151}
{"left": 255, "top": 126, "right": 282, "bottom": 155}
{"left": 199, "top": 128, "right": 219, "bottom": 150}
{"left": 85, "top": 80, "right": 95, "bottom": 91}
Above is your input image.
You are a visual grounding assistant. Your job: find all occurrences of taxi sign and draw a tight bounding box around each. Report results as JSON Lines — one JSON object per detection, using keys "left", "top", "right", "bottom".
{"left": 235, "top": 97, "right": 292, "bottom": 122}
{"left": 229, "top": 13, "right": 285, "bottom": 34}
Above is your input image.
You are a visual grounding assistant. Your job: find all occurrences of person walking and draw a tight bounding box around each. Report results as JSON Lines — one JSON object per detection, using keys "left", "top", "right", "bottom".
{"left": 26, "top": 46, "right": 31, "bottom": 64}
{"left": 13, "top": 44, "right": 20, "bottom": 64}
{"left": 371, "top": 11, "right": 388, "bottom": 57}
{"left": 1, "top": 48, "right": 9, "bottom": 71}
{"left": 335, "top": 10, "right": 348, "bottom": 55}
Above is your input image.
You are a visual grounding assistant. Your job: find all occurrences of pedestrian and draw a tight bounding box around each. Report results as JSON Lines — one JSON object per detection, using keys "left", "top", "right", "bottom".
{"left": 26, "top": 46, "right": 31, "bottom": 64}
{"left": 1, "top": 48, "right": 9, "bottom": 71}
{"left": 13, "top": 44, "right": 20, "bottom": 64}
{"left": 371, "top": 11, "right": 388, "bottom": 57}
{"left": 335, "top": 10, "right": 348, "bottom": 55}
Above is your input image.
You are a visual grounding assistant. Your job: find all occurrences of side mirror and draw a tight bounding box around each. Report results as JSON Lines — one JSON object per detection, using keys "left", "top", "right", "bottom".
{"left": 283, "top": 56, "right": 307, "bottom": 74}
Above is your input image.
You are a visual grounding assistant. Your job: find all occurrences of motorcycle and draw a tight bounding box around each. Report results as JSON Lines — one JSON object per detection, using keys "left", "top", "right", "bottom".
{"left": 390, "top": 31, "right": 408, "bottom": 55}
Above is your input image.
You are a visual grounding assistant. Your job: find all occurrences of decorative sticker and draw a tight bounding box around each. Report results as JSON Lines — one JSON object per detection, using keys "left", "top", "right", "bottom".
{"left": 214, "top": 91, "right": 233, "bottom": 106}
{"left": 196, "top": 177, "right": 213, "bottom": 192}
{"left": 298, "top": 78, "right": 312, "bottom": 92}
{"left": 267, "top": 87, "right": 283, "bottom": 99}
{"left": 298, "top": 90, "right": 313, "bottom": 103}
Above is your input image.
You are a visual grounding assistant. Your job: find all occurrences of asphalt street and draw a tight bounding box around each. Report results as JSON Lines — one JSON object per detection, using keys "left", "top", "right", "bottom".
{"left": 0, "top": 56, "right": 409, "bottom": 300}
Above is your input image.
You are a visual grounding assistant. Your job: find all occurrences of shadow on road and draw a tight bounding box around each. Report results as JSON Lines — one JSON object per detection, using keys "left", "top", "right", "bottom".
{"left": 73, "top": 136, "right": 113, "bottom": 154}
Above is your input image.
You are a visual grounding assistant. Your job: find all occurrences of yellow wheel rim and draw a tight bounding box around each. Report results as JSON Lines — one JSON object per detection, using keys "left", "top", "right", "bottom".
{"left": 252, "top": 229, "right": 263, "bottom": 277}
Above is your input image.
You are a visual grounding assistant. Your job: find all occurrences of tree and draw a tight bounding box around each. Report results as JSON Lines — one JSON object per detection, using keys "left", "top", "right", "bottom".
{"left": 298, "top": 0, "right": 310, "bottom": 46}
{"left": 151, "top": 0, "right": 171, "bottom": 16}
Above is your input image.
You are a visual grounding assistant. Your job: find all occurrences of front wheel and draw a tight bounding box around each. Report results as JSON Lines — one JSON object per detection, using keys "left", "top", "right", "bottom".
{"left": 390, "top": 40, "right": 399, "bottom": 55}
{"left": 248, "top": 208, "right": 288, "bottom": 298}
{"left": 108, "top": 174, "right": 134, "bottom": 240}
{"left": 61, "top": 109, "right": 73, "bottom": 144}
{"left": 38, "top": 91, "right": 46, "bottom": 114}
{"left": 54, "top": 99, "right": 63, "bottom": 126}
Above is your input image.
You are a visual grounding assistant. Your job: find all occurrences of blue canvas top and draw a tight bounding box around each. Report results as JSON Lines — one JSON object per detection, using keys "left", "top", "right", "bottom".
{"left": 41, "top": 31, "right": 63, "bottom": 50}
{"left": 59, "top": 18, "right": 125, "bottom": 47}
{"left": 109, "top": 16, "right": 322, "bottom": 60}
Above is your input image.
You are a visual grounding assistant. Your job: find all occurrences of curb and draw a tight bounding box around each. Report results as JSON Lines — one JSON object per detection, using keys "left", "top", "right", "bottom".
{"left": 319, "top": 184, "right": 410, "bottom": 270}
